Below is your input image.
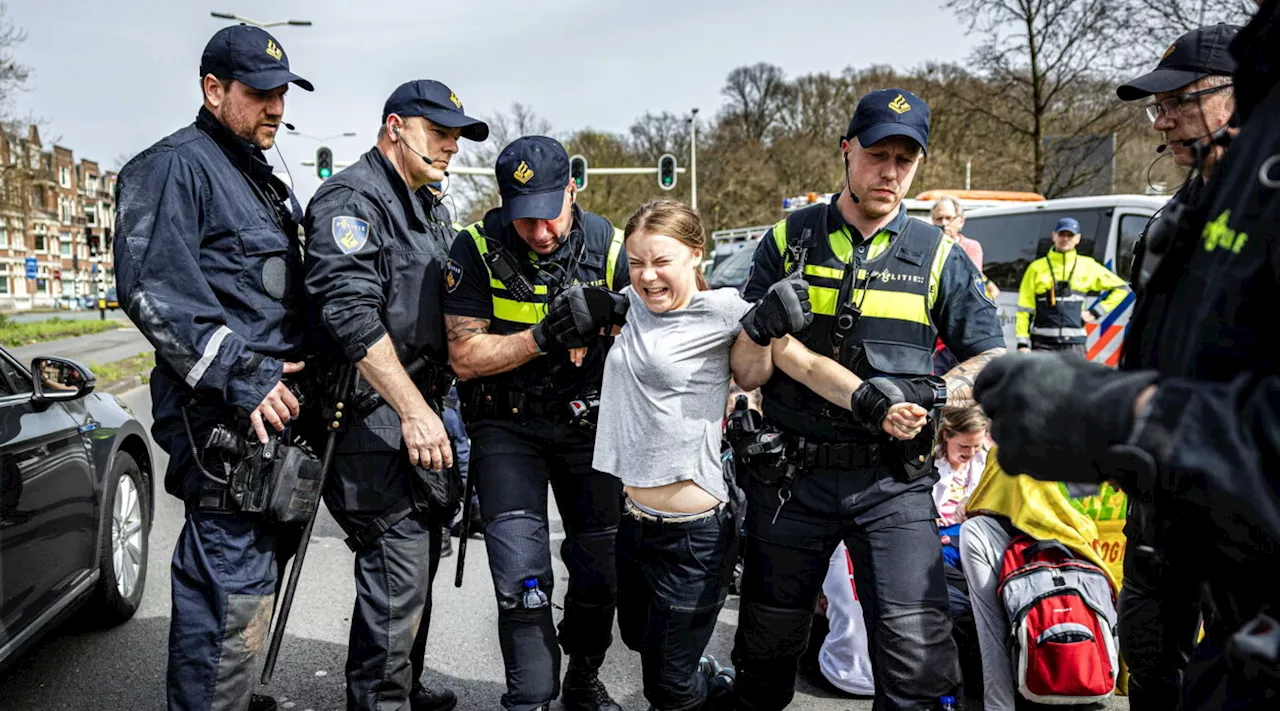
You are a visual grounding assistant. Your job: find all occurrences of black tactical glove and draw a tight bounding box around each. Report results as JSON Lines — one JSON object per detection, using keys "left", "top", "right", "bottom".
{"left": 741, "top": 278, "right": 813, "bottom": 346}
{"left": 974, "top": 353, "right": 1158, "bottom": 483}
{"left": 533, "top": 286, "right": 627, "bottom": 352}
{"left": 850, "top": 376, "right": 947, "bottom": 433}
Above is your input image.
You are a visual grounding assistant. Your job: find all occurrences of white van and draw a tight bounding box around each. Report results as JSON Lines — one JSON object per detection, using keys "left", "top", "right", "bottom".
{"left": 961, "top": 194, "right": 1169, "bottom": 364}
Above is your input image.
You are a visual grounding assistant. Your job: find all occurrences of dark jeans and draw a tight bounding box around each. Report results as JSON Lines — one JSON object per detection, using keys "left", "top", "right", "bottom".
{"left": 470, "top": 419, "right": 622, "bottom": 711}
{"left": 731, "top": 462, "right": 960, "bottom": 711}
{"left": 618, "top": 501, "right": 737, "bottom": 711}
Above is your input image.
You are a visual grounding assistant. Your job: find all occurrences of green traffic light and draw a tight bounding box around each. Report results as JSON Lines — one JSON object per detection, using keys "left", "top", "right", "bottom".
{"left": 320, "top": 168, "right": 331, "bottom": 179}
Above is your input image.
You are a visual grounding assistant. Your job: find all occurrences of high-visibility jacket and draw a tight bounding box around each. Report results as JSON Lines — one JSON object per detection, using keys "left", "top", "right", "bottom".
{"left": 1016, "top": 249, "right": 1128, "bottom": 348}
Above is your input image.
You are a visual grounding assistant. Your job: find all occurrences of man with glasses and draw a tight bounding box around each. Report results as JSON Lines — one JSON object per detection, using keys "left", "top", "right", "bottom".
{"left": 1014, "top": 217, "right": 1128, "bottom": 354}
{"left": 1110, "top": 23, "right": 1239, "bottom": 711}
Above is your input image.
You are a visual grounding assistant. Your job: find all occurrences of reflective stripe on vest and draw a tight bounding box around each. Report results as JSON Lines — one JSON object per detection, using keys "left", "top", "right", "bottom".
{"left": 465, "top": 224, "right": 550, "bottom": 326}
{"left": 605, "top": 228, "right": 624, "bottom": 290}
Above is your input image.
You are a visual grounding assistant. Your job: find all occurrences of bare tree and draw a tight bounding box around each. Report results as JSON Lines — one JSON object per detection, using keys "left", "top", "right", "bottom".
{"left": 627, "top": 111, "right": 689, "bottom": 163}
{"left": 944, "top": 0, "right": 1136, "bottom": 195}
{"left": 1127, "top": 0, "right": 1253, "bottom": 50}
{"left": 720, "top": 63, "right": 789, "bottom": 143}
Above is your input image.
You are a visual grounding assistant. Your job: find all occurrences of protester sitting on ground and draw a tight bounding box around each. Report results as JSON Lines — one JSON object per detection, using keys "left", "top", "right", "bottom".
{"left": 801, "top": 541, "right": 875, "bottom": 699}
{"left": 934, "top": 406, "right": 990, "bottom": 617}
{"left": 959, "top": 451, "right": 1121, "bottom": 711}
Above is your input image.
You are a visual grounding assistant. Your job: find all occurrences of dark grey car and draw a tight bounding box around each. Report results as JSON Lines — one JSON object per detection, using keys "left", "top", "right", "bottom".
{"left": 0, "top": 350, "right": 154, "bottom": 673}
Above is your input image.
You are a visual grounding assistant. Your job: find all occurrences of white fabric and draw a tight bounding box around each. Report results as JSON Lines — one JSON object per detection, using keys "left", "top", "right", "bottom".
{"left": 959, "top": 516, "right": 1016, "bottom": 711}
{"left": 931, "top": 449, "right": 987, "bottom": 526}
{"left": 818, "top": 542, "right": 875, "bottom": 696}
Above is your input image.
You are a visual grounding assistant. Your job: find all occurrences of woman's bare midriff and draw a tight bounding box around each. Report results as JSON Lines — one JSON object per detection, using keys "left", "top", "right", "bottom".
{"left": 625, "top": 480, "right": 721, "bottom": 514}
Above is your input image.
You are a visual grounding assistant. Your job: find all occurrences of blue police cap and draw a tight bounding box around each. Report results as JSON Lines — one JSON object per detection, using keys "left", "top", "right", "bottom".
{"left": 844, "top": 88, "right": 930, "bottom": 155}
{"left": 200, "top": 25, "right": 313, "bottom": 92}
{"left": 1055, "top": 217, "right": 1081, "bottom": 234}
{"left": 382, "top": 80, "right": 489, "bottom": 142}
{"left": 495, "top": 136, "right": 570, "bottom": 225}
{"left": 1117, "top": 24, "right": 1240, "bottom": 101}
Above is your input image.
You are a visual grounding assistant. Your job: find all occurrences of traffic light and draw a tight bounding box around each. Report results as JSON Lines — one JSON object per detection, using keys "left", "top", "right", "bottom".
{"left": 85, "top": 226, "right": 99, "bottom": 256}
{"left": 316, "top": 146, "right": 333, "bottom": 179}
{"left": 569, "top": 154, "right": 588, "bottom": 191}
{"left": 657, "top": 153, "right": 677, "bottom": 191}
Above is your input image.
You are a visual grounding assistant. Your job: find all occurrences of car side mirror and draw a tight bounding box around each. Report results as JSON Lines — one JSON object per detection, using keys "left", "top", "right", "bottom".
{"left": 31, "top": 356, "right": 96, "bottom": 404}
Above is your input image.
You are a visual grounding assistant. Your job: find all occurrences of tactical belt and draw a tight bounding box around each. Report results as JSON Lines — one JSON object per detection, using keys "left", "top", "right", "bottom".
{"left": 464, "top": 385, "right": 597, "bottom": 425}
{"left": 355, "top": 358, "right": 455, "bottom": 416}
{"left": 786, "top": 437, "right": 882, "bottom": 470}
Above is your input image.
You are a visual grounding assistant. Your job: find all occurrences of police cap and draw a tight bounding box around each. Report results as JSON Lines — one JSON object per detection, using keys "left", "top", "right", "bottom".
{"left": 200, "top": 25, "right": 313, "bottom": 92}
{"left": 1117, "top": 23, "right": 1240, "bottom": 101}
{"left": 844, "top": 88, "right": 931, "bottom": 156}
{"left": 495, "top": 136, "right": 571, "bottom": 225}
{"left": 382, "top": 80, "right": 490, "bottom": 142}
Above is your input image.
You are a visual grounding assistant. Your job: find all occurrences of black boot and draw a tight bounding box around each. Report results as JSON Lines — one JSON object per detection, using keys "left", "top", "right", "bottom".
{"left": 410, "top": 682, "right": 458, "bottom": 711}
{"left": 248, "top": 694, "right": 277, "bottom": 711}
{"left": 561, "top": 654, "right": 621, "bottom": 711}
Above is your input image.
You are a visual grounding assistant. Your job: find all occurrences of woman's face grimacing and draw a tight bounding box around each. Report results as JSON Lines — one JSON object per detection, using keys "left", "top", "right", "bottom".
{"left": 627, "top": 229, "right": 703, "bottom": 313}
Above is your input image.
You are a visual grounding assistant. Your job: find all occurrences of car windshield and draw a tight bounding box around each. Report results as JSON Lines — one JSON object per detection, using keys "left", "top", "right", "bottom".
{"left": 708, "top": 248, "right": 755, "bottom": 290}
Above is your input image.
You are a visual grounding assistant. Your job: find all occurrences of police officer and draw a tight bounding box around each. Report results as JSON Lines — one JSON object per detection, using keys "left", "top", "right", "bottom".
{"left": 1014, "top": 216, "right": 1129, "bottom": 354}
{"left": 1112, "top": 23, "right": 1238, "bottom": 711}
{"left": 730, "top": 89, "right": 1006, "bottom": 711}
{"left": 304, "top": 79, "right": 488, "bottom": 711}
{"left": 975, "top": 1, "right": 1280, "bottom": 707}
{"left": 113, "top": 24, "right": 312, "bottom": 711}
{"left": 443, "top": 136, "right": 628, "bottom": 711}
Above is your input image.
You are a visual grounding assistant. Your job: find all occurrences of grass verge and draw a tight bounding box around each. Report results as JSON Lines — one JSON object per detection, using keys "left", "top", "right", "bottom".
{"left": 88, "top": 351, "right": 155, "bottom": 389}
{"left": 0, "top": 316, "right": 121, "bottom": 347}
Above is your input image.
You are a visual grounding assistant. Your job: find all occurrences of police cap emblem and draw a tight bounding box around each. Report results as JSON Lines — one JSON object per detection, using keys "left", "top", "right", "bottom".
{"left": 332, "top": 216, "right": 370, "bottom": 255}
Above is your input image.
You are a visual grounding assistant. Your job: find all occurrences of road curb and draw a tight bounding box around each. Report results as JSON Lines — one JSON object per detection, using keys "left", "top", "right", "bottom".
{"left": 102, "top": 374, "right": 145, "bottom": 395}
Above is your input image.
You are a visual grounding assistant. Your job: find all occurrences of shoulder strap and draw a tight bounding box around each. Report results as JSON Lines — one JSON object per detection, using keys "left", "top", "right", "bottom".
{"left": 605, "top": 228, "right": 624, "bottom": 290}
{"left": 776, "top": 204, "right": 826, "bottom": 279}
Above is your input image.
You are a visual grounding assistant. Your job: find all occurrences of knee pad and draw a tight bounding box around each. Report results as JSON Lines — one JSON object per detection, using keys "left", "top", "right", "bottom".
{"left": 877, "top": 604, "right": 961, "bottom": 695}
{"left": 560, "top": 526, "right": 618, "bottom": 592}
{"left": 485, "top": 510, "right": 554, "bottom": 612}
{"left": 739, "top": 602, "right": 813, "bottom": 660}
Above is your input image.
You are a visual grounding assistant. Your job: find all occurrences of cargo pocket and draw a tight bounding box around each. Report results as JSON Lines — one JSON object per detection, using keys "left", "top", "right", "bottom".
{"left": 236, "top": 227, "right": 293, "bottom": 308}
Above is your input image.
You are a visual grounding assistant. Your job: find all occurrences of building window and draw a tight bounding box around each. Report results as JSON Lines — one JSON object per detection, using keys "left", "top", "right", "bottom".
{"left": 0, "top": 276, "right": 8, "bottom": 294}
{"left": 85, "top": 206, "right": 96, "bottom": 225}
{"left": 13, "top": 231, "right": 23, "bottom": 249}
{"left": 61, "top": 280, "right": 74, "bottom": 296}
{"left": 36, "top": 278, "right": 46, "bottom": 294}
{"left": 0, "top": 228, "right": 7, "bottom": 249}
{"left": 33, "top": 234, "right": 45, "bottom": 251}
{"left": 59, "top": 166, "right": 70, "bottom": 188}
{"left": 60, "top": 240, "right": 71, "bottom": 257}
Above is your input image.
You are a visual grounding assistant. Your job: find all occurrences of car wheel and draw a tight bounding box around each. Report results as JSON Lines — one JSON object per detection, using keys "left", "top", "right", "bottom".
{"left": 84, "top": 451, "right": 150, "bottom": 626}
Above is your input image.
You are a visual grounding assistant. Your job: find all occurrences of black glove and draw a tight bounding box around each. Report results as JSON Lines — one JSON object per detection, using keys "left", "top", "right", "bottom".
{"left": 973, "top": 353, "right": 1158, "bottom": 483}
{"left": 533, "top": 286, "right": 627, "bottom": 352}
{"left": 850, "top": 376, "right": 947, "bottom": 433}
{"left": 741, "top": 278, "right": 812, "bottom": 346}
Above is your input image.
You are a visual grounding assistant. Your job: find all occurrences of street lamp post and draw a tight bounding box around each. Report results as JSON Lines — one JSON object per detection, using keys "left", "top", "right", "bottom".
{"left": 209, "top": 11, "right": 312, "bottom": 28}
{"left": 689, "top": 108, "right": 699, "bottom": 212}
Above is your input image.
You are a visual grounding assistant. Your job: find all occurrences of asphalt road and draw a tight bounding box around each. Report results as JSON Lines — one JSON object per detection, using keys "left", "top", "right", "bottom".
{"left": 0, "top": 387, "right": 1131, "bottom": 711}
{"left": 9, "top": 326, "right": 152, "bottom": 367}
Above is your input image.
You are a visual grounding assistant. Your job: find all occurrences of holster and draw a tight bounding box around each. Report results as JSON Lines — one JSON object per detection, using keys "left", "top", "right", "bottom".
{"left": 354, "top": 357, "right": 456, "bottom": 416}
{"left": 193, "top": 431, "right": 324, "bottom": 524}
{"left": 461, "top": 383, "right": 599, "bottom": 429}
{"left": 343, "top": 437, "right": 462, "bottom": 552}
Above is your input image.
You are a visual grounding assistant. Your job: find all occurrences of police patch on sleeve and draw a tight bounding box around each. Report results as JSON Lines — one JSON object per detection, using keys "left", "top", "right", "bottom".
{"left": 445, "top": 259, "right": 463, "bottom": 293}
{"left": 332, "top": 216, "right": 370, "bottom": 255}
{"left": 975, "top": 273, "right": 996, "bottom": 306}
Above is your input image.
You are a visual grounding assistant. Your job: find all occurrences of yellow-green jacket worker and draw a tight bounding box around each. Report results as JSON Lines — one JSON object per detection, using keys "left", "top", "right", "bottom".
{"left": 1016, "top": 216, "right": 1128, "bottom": 354}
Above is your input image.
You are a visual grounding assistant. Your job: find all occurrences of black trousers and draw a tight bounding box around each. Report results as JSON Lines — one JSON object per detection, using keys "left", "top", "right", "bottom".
{"left": 1119, "top": 499, "right": 1205, "bottom": 711}
{"left": 618, "top": 501, "right": 737, "bottom": 711}
{"left": 731, "top": 461, "right": 960, "bottom": 711}
{"left": 1030, "top": 339, "right": 1087, "bottom": 355}
{"left": 470, "top": 419, "right": 622, "bottom": 711}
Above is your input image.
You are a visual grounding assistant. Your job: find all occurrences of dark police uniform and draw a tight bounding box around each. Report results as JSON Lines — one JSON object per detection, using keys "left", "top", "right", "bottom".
{"left": 732, "top": 89, "right": 1004, "bottom": 711}
{"left": 304, "top": 80, "right": 488, "bottom": 711}
{"left": 112, "top": 25, "right": 312, "bottom": 711}
{"left": 1117, "top": 10, "right": 1280, "bottom": 709}
{"left": 1111, "top": 24, "right": 1241, "bottom": 711}
{"left": 443, "top": 137, "right": 627, "bottom": 711}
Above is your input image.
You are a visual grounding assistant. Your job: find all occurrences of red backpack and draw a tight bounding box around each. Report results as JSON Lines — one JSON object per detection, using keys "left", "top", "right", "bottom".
{"left": 997, "top": 534, "right": 1119, "bottom": 704}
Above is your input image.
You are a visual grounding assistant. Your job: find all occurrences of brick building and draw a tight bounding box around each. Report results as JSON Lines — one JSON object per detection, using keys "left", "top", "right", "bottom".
{"left": 0, "top": 125, "right": 116, "bottom": 312}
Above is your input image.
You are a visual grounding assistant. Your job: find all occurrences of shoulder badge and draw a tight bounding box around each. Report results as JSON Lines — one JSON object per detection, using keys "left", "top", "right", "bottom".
{"left": 974, "top": 273, "right": 996, "bottom": 307}
{"left": 446, "top": 258, "right": 464, "bottom": 293}
{"left": 331, "top": 216, "right": 370, "bottom": 255}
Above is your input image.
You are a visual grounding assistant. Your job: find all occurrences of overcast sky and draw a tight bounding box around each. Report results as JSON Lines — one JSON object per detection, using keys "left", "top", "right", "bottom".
{"left": 7, "top": 0, "right": 978, "bottom": 202}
